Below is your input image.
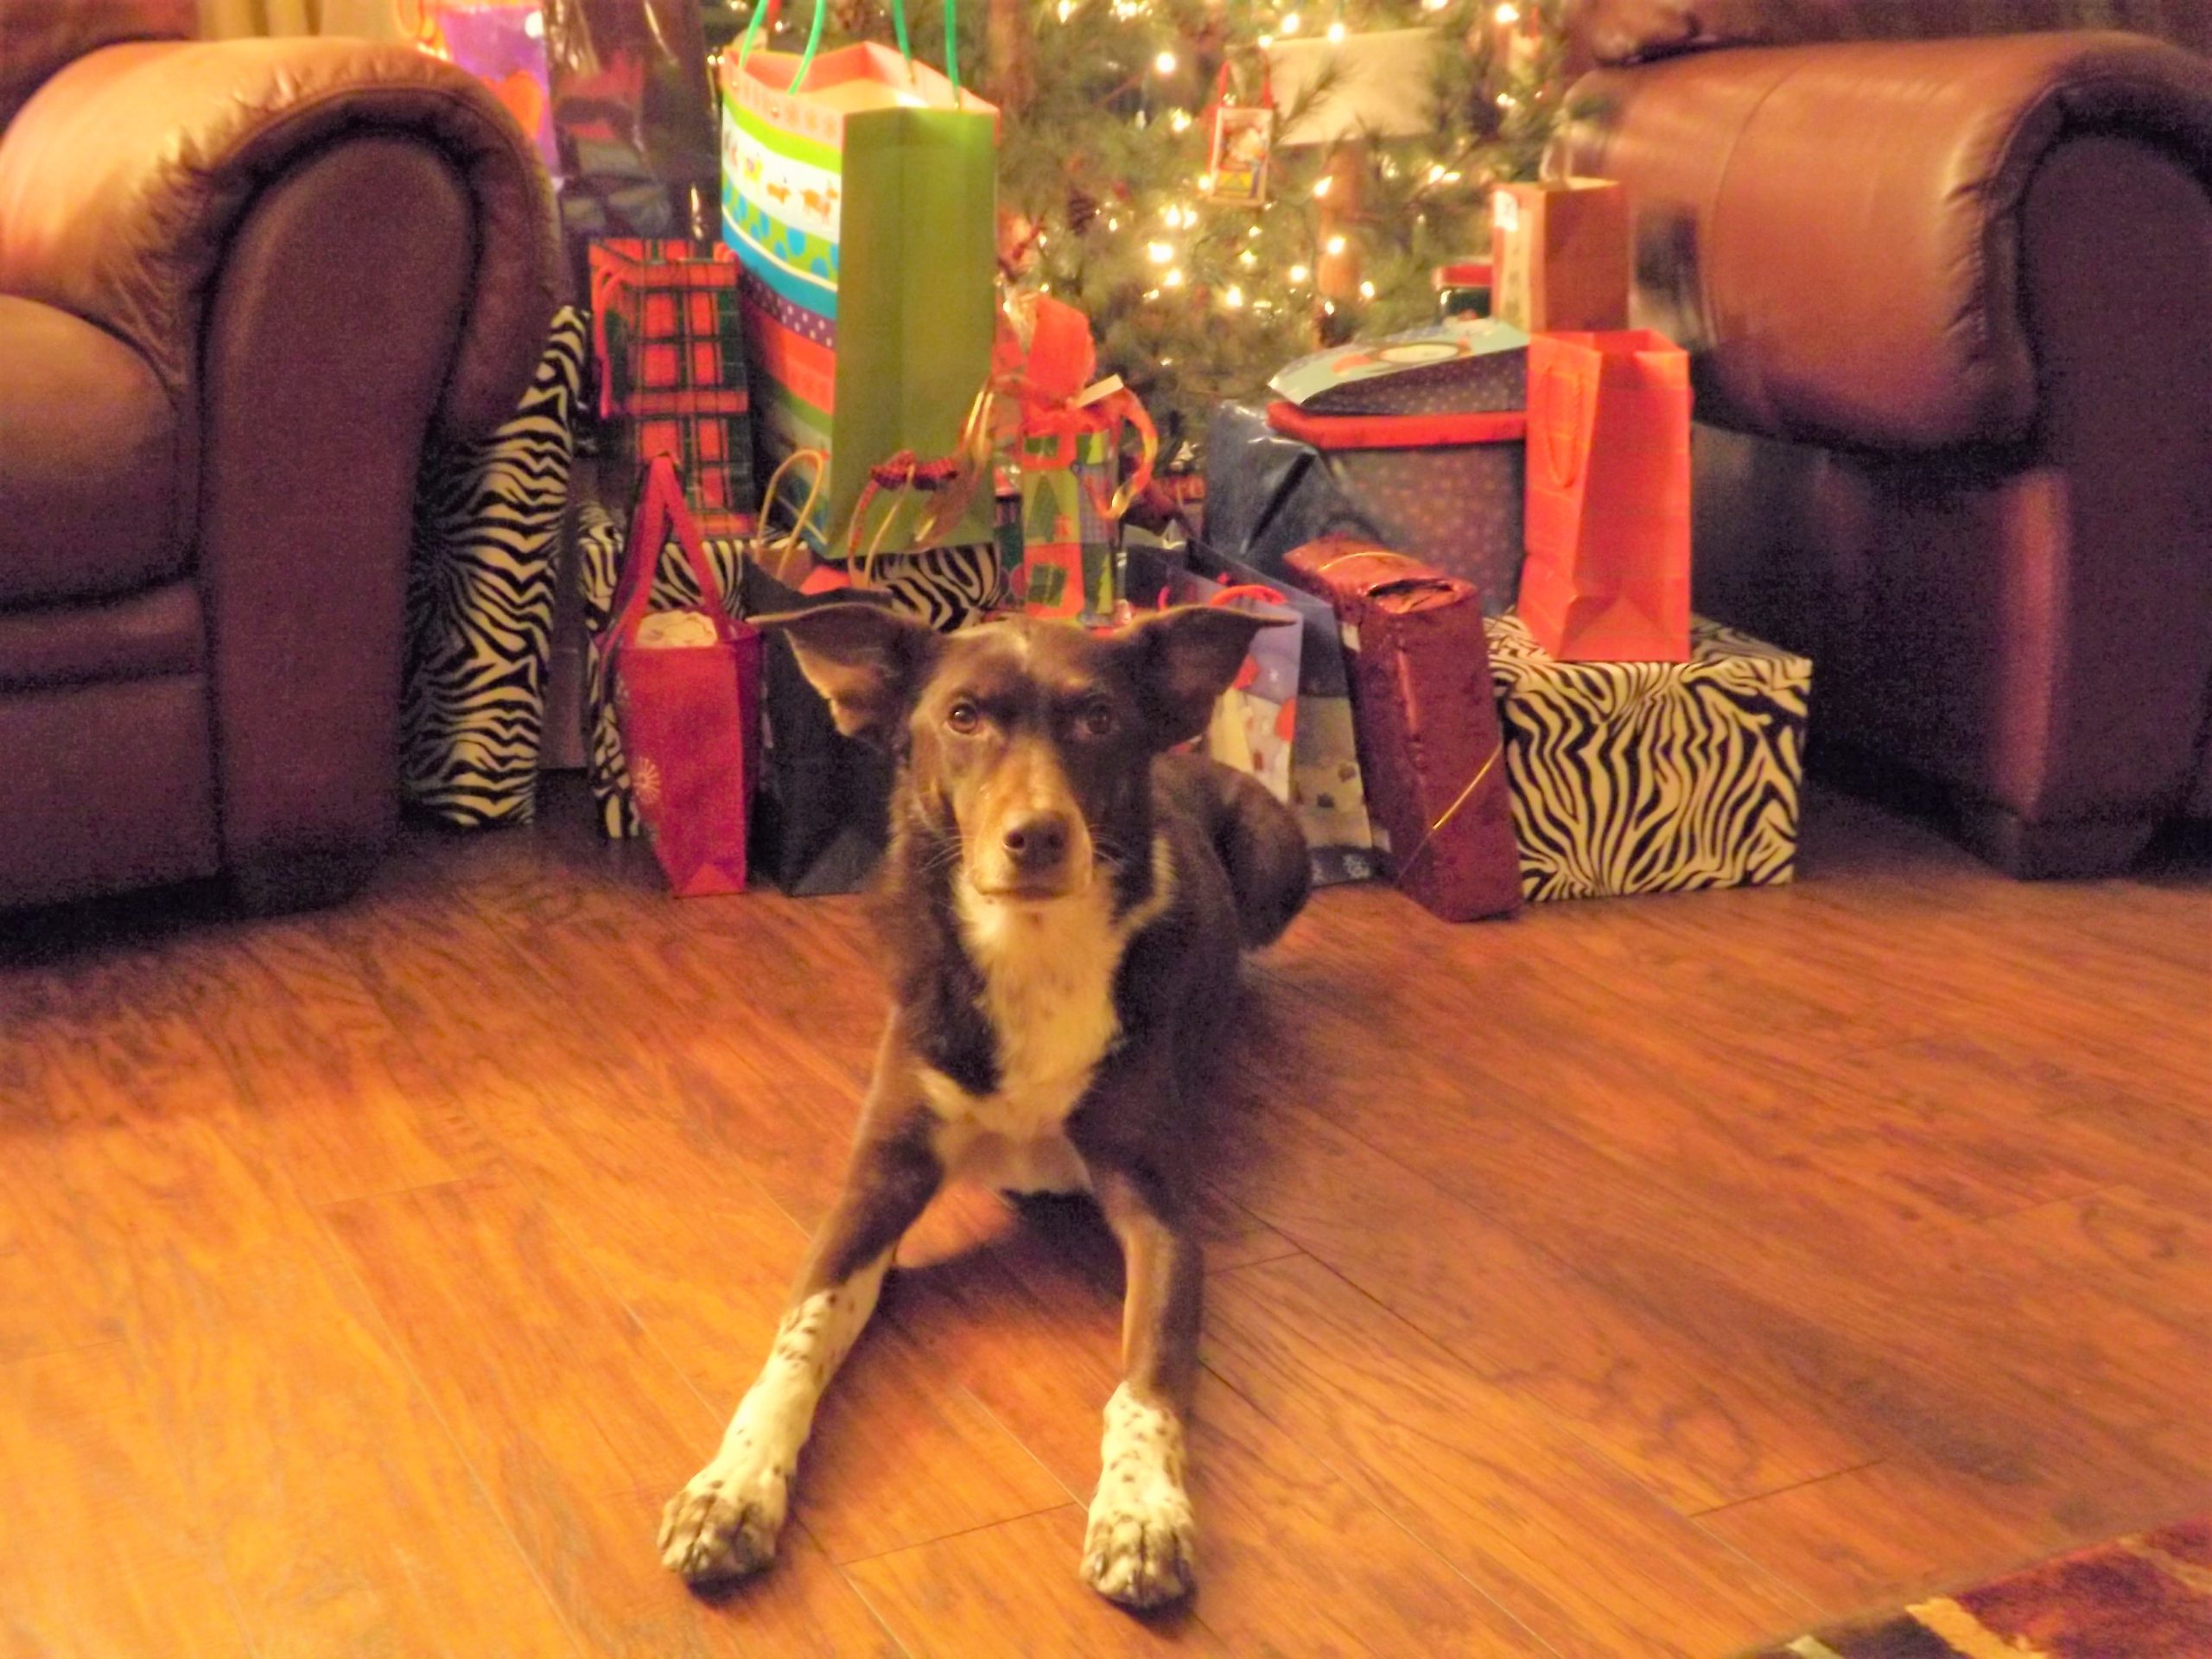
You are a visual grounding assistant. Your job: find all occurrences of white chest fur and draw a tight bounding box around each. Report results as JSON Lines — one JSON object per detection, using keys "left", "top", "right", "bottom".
{"left": 920, "top": 842, "right": 1174, "bottom": 1166}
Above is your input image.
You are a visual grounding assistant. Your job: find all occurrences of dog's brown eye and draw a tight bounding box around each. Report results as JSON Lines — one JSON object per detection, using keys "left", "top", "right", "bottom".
{"left": 1079, "top": 700, "right": 1116, "bottom": 738}
{"left": 945, "top": 700, "right": 982, "bottom": 734}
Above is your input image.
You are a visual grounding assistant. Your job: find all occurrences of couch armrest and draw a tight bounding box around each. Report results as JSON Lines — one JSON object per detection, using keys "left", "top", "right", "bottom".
{"left": 1560, "top": 31, "right": 2212, "bottom": 450}
{"left": 0, "top": 35, "right": 556, "bottom": 442}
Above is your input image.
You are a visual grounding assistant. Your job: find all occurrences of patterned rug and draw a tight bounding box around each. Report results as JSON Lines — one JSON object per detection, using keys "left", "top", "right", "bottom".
{"left": 1748, "top": 1514, "right": 2212, "bottom": 1658}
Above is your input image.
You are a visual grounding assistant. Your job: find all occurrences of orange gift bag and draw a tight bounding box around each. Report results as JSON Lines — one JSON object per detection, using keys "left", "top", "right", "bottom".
{"left": 1516, "top": 329, "right": 1692, "bottom": 663}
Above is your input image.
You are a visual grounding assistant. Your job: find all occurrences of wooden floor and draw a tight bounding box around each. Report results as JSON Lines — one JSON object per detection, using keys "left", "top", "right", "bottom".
{"left": 3, "top": 780, "right": 2208, "bottom": 1658}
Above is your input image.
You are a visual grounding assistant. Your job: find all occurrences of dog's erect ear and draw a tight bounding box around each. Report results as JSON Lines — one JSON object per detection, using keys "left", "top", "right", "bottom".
{"left": 753, "top": 603, "right": 941, "bottom": 742}
{"left": 1121, "top": 605, "right": 1292, "bottom": 749}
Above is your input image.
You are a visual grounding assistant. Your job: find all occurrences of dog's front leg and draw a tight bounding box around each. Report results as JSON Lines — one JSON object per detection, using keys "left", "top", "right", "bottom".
{"left": 660, "top": 1106, "right": 941, "bottom": 1585}
{"left": 1078, "top": 1158, "right": 1203, "bottom": 1610}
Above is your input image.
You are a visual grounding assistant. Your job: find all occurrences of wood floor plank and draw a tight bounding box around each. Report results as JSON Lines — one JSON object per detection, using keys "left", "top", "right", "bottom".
{"left": 1242, "top": 924, "right": 2212, "bottom": 1522}
{"left": 123, "top": 1237, "right": 581, "bottom": 1658}
{"left": 1988, "top": 1185, "right": 2212, "bottom": 1328}
{"left": 1204, "top": 1253, "right": 1809, "bottom": 1656}
{"left": 1692, "top": 1454, "right": 2120, "bottom": 1618}
{"left": 0, "top": 1105, "right": 123, "bottom": 1362}
{"left": 1213, "top": 1088, "right": 1879, "bottom": 1510}
{"left": 186, "top": 919, "right": 497, "bottom": 1205}
{"left": 0, "top": 1344, "right": 250, "bottom": 1659}
{"left": 322, "top": 1179, "right": 899, "bottom": 1657}
{"left": 847, "top": 1507, "right": 1227, "bottom": 1658}
{"left": 1182, "top": 1376, "right": 1558, "bottom": 1658}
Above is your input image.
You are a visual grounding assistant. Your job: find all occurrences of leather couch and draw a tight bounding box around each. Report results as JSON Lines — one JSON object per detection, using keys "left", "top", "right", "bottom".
{"left": 0, "top": 0, "right": 556, "bottom": 912}
{"left": 1560, "top": 0, "right": 2212, "bottom": 875}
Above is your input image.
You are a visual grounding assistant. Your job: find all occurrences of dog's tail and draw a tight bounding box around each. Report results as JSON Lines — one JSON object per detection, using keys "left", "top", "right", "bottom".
{"left": 1165, "top": 753, "right": 1312, "bottom": 948}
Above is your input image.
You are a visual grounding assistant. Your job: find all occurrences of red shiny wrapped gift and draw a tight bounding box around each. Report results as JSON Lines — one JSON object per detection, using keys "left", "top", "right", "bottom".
{"left": 1283, "top": 537, "right": 1521, "bottom": 922}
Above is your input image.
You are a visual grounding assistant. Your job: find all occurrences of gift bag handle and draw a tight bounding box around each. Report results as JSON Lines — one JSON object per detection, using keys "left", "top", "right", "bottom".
{"left": 748, "top": 0, "right": 957, "bottom": 97}
{"left": 607, "top": 456, "right": 741, "bottom": 653}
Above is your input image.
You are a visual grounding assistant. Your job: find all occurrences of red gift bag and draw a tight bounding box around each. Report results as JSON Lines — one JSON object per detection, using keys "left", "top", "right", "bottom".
{"left": 1517, "top": 329, "right": 1692, "bottom": 663}
{"left": 596, "top": 455, "right": 763, "bottom": 895}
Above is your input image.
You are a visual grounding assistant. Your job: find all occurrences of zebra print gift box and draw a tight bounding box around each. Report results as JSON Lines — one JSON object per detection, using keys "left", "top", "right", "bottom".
{"left": 1484, "top": 614, "right": 1811, "bottom": 902}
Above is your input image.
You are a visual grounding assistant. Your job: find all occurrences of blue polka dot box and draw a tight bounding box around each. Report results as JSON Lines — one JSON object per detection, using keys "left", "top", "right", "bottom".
{"left": 1206, "top": 320, "right": 1531, "bottom": 613}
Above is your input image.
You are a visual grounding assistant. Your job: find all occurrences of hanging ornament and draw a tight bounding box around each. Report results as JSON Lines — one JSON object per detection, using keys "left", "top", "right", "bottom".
{"left": 1205, "top": 60, "right": 1275, "bottom": 207}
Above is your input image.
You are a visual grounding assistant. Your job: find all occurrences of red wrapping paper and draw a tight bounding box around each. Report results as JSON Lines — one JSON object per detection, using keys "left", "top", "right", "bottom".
{"left": 1284, "top": 537, "right": 1521, "bottom": 922}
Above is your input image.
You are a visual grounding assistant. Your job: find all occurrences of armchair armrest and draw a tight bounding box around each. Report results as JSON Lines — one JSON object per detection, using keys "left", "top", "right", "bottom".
{"left": 0, "top": 35, "right": 556, "bottom": 442}
{"left": 1560, "top": 31, "right": 2212, "bottom": 451}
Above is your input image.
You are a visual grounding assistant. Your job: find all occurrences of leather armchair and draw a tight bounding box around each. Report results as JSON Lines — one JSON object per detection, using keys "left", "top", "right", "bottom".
{"left": 1560, "top": 1, "right": 2212, "bottom": 875}
{"left": 0, "top": 1, "right": 556, "bottom": 912}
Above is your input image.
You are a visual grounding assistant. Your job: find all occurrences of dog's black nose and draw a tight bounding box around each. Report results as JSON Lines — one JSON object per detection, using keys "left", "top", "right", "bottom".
{"left": 1001, "top": 812, "right": 1071, "bottom": 873}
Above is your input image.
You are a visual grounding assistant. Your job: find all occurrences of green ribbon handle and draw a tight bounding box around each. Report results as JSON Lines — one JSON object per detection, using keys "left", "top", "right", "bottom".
{"left": 787, "top": 0, "right": 829, "bottom": 90}
{"left": 736, "top": 0, "right": 776, "bottom": 66}
{"left": 890, "top": 0, "right": 913, "bottom": 73}
{"left": 762, "top": 0, "right": 946, "bottom": 99}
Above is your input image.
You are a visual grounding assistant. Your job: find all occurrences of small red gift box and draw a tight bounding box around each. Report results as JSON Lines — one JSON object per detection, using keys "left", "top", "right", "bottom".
{"left": 1283, "top": 537, "right": 1521, "bottom": 922}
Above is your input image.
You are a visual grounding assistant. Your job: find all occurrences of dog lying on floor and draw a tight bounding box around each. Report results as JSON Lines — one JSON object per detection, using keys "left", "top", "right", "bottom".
{"left": 659, "top": 601, "right": 1310, "bottom": 1609}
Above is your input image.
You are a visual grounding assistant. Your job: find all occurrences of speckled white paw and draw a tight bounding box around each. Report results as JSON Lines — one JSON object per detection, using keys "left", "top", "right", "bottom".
{"left": 1082, "top": 1478, "right": 1197, "bottom": 1609}
{"left": 658, "top": 1454, "right": 789, "bottom": 1585}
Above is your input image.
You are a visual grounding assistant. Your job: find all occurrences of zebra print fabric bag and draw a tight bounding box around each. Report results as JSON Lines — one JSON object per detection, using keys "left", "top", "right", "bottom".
{"left": 403, "top": 306, "right": 588, "bottom": 827}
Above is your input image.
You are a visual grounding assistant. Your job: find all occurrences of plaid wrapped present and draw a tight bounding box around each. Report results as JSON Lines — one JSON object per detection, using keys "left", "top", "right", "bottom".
{"left": 589, "top": 238, "right": 754, "bottom": 536}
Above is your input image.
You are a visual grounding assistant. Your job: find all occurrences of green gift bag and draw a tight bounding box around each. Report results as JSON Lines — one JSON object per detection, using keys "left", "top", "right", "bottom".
{"left": 719, "top": 0, "right": 998, "bottom": 556}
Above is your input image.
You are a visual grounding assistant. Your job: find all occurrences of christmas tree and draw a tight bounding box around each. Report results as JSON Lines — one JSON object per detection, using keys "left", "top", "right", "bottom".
{"left": 718, "top": 0, "right": 1573, "bottom": 455}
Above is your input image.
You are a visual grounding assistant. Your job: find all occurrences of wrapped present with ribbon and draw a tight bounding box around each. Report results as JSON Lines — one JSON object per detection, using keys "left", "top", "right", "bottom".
{"left": 1283, "top": 537, "right": 1522, "bottom": 922}
{"left": 992, "top": 291, "right": 1157, "bottom": 623}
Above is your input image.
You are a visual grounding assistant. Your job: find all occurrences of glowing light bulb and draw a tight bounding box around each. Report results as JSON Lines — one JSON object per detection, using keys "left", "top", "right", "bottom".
{"left": 1281, "top": 10, "right": 1300, "bottom": 31}
{"left": 1313, "top": 175, "right": 1332, "bottom": 199}
{"left": 1323, "top": 300, "right": 1337, "bottom": 315}
{"left": 1106, "top": 216, "right": 1121, "bottom": 231}
{"left": 1057, "top": 0, "right": 1073, "bottom": 17}
{"left": 1238, "top": 249, "right": 1258, "bottom": 267}
{"left": 1422, "top": 0, "right": 1448, "bottom": 10}
{"left": 1496, "top": 92, "right": 1516, "bottom": 107}
{"left": 1147, "top": 240, "right": 1173, "bottom": 264}
{"left": 1326, "top": 19, "right": 1345, "bottom": 41}
{"left": 1169, "top": 108, "right": 1192, "bottom": 131}
{"left": 1427, "top": 162, "right": 1447, "bottom": 182}
{"left": 1258, "top": 31, "right": 1274, "bottom": 44}
{"left": 1248, "top": 225, "right": 1262, "bottom": 238}
{"left": 1288, "top": 264, "right": 1311, "bottom": 282}
{"left": 1154, "top": 49, "right": 1178, "bottom": 73}
{"left": 1359, "top": 280, "right": 1376, "bottom": 299}
{"left": 1325, "top": 233, "right": 1347, "bottom": 255}
{"left": 1494, "top": 2, "right": 1520, "bottom": 21}
{"left": 1164, "top": 267, "right": 1185, "bottom": 287}
{"left": 1224, "top": 285, "right": 1245, "bottom": 308}
{"left": 1199, "top": 173, "right": 1216, "bottom": 191}
{"left": 1144, "top": 288, "right": 1161, "bottom": 301}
